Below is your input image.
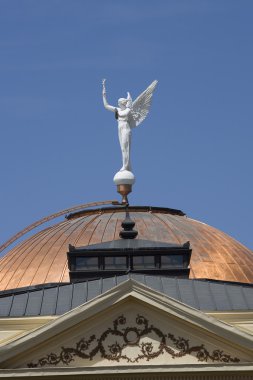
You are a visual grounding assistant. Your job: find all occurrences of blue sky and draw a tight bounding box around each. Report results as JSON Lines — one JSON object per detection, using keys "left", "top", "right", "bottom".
{"left": 1, "top": 0, "right": 253, "bottom": 253}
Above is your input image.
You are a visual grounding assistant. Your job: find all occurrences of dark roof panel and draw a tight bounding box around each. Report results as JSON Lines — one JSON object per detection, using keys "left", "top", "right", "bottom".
{"left": 144, "top": 275, "right": 163, "bottom": 292}
{"left": 160, "top": 277, "right": 181, "bottom": 301}
{"left": 102, "top": 277, "right": 117, "bottom": 293}
{"left": 71, "top": 282, "right": 88, "bottom": 309}
{"left": 56, "top": 285, "right": 73, "bottom": 315}
{"left": 25, "top": 290, "right": 43, "bottom": 316}
{"left": 0, "top": 295, "right": 13, "bottom": 317}
{"left": 209, "top": 283, "right": 232, "bottom": 311}
{"left": 40, "top": 287, "right": 58, "bottom": 316}
{"left": 224, "top": 284, "right": 249, "bottom": 310}
{"left": 242, "top": 286, "right": 253, "bottom": 309}
{"left": 9, "top": 293, "right": 28, "bottom": 317}
{"left": 87, "top": 279, "right": 101, "bottom": 301}
{"left": 0, "top": 276, "right": 253, "bottom": 317}
{"left": 193, "top": 281, "right": 216, "bottom": 311}
{"left": 130, "top": 273, "right": 146, "bottom": 284}
{"left": 116, "top": 275, "right": 129, "bottom": 285}
{"left": 177, "top": 279, "right": 199, "bottom": 309}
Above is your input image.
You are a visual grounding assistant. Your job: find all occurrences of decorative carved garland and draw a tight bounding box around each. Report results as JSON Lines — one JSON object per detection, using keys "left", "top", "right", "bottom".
{"left": 27, "top": 314, "right": 240, "bottom": 367}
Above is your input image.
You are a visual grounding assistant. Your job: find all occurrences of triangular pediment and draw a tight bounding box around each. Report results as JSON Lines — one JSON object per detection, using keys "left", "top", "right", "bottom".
{"left": 0, "top": 279, "right": 253, "bottom": 369}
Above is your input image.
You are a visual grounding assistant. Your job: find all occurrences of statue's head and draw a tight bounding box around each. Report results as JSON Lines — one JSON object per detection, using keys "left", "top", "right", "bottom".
{"left": 118, "top": 98, "right": 128, "bottom": 109}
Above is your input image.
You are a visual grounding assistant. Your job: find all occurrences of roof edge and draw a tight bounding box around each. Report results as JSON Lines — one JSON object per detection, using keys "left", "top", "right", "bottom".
{"left": 66, "top": 205, "right": 186, "bottom": 220}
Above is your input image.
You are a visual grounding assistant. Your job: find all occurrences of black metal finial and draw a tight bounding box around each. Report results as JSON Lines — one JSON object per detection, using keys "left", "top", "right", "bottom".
{"left": 120, "top": 208, "right": 138, "bottom": 239}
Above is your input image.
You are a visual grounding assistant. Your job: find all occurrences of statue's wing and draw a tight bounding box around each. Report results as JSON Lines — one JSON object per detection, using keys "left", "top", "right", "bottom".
{"left": 131, "top": 80, "right": 158, "bottom": 127}
{"left": 126, "top": 92, "right": 136, "bottom": 129}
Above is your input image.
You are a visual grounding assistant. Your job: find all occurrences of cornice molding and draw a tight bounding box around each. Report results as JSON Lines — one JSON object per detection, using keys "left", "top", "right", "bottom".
{"left": 0, "top": 363, "right": 253, "bottom": 379}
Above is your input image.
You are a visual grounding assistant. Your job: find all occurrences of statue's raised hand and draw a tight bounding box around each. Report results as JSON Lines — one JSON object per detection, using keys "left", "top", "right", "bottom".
{"left": 102, "top": 79, "right": 106, "bottom": 95}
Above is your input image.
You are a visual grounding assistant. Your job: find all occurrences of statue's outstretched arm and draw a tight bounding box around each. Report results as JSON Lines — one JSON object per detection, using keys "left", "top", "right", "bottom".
{"left": 102, "top": 79, "right": 115, "bottom": 112}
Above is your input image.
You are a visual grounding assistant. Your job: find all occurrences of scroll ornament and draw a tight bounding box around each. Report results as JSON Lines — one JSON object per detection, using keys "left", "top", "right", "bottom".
{"left": 27, "top": 314, "right": 240, "bottom": 367}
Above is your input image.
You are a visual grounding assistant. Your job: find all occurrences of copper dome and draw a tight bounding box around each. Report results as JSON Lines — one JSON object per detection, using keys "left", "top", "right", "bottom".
{"left": 0, "top": 205, "right": 253, "bottom": 291}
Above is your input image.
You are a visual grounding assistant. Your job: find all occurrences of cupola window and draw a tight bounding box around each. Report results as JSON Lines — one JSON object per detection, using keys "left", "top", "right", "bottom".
{"left": 104, "top": 256, "right": 127, "bottom": 269}
{"left": 67, "top": 241, "right": 191, "bottom": 282}
{"left": 132, "top": 255, "right": 156, "bottom": 269}
{"left": 75, "top": 257, "right": 99, "bottom": 270}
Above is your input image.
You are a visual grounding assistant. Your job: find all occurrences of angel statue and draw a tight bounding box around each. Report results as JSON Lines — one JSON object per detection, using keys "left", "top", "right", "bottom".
{"left": 102, "top": 79, "right": 158, "bottom": 172}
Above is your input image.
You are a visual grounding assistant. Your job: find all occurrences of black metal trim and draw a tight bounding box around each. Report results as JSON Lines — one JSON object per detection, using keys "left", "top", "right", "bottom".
{"left": 66, "top": 205, "right": 185, "bottom": 220}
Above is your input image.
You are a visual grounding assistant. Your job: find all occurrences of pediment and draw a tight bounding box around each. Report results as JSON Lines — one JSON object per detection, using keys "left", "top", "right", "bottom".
{"left": 0, "top": 279, "right": 253, "bottom": 369}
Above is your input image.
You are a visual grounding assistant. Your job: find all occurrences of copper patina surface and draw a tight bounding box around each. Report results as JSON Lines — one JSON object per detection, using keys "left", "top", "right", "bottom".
{"left": 0, "top": 205, "right": 253, "bottom": 290}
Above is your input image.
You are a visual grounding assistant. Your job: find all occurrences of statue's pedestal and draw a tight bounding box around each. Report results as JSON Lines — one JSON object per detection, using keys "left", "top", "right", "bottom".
{"left": 113, "top": 170, "right": 135, "bottom": 205}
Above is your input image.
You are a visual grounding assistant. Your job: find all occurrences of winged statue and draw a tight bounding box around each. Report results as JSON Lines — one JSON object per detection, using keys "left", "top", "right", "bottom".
{"left": 102, "top": 79, "right": 158, "bottom": 172}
